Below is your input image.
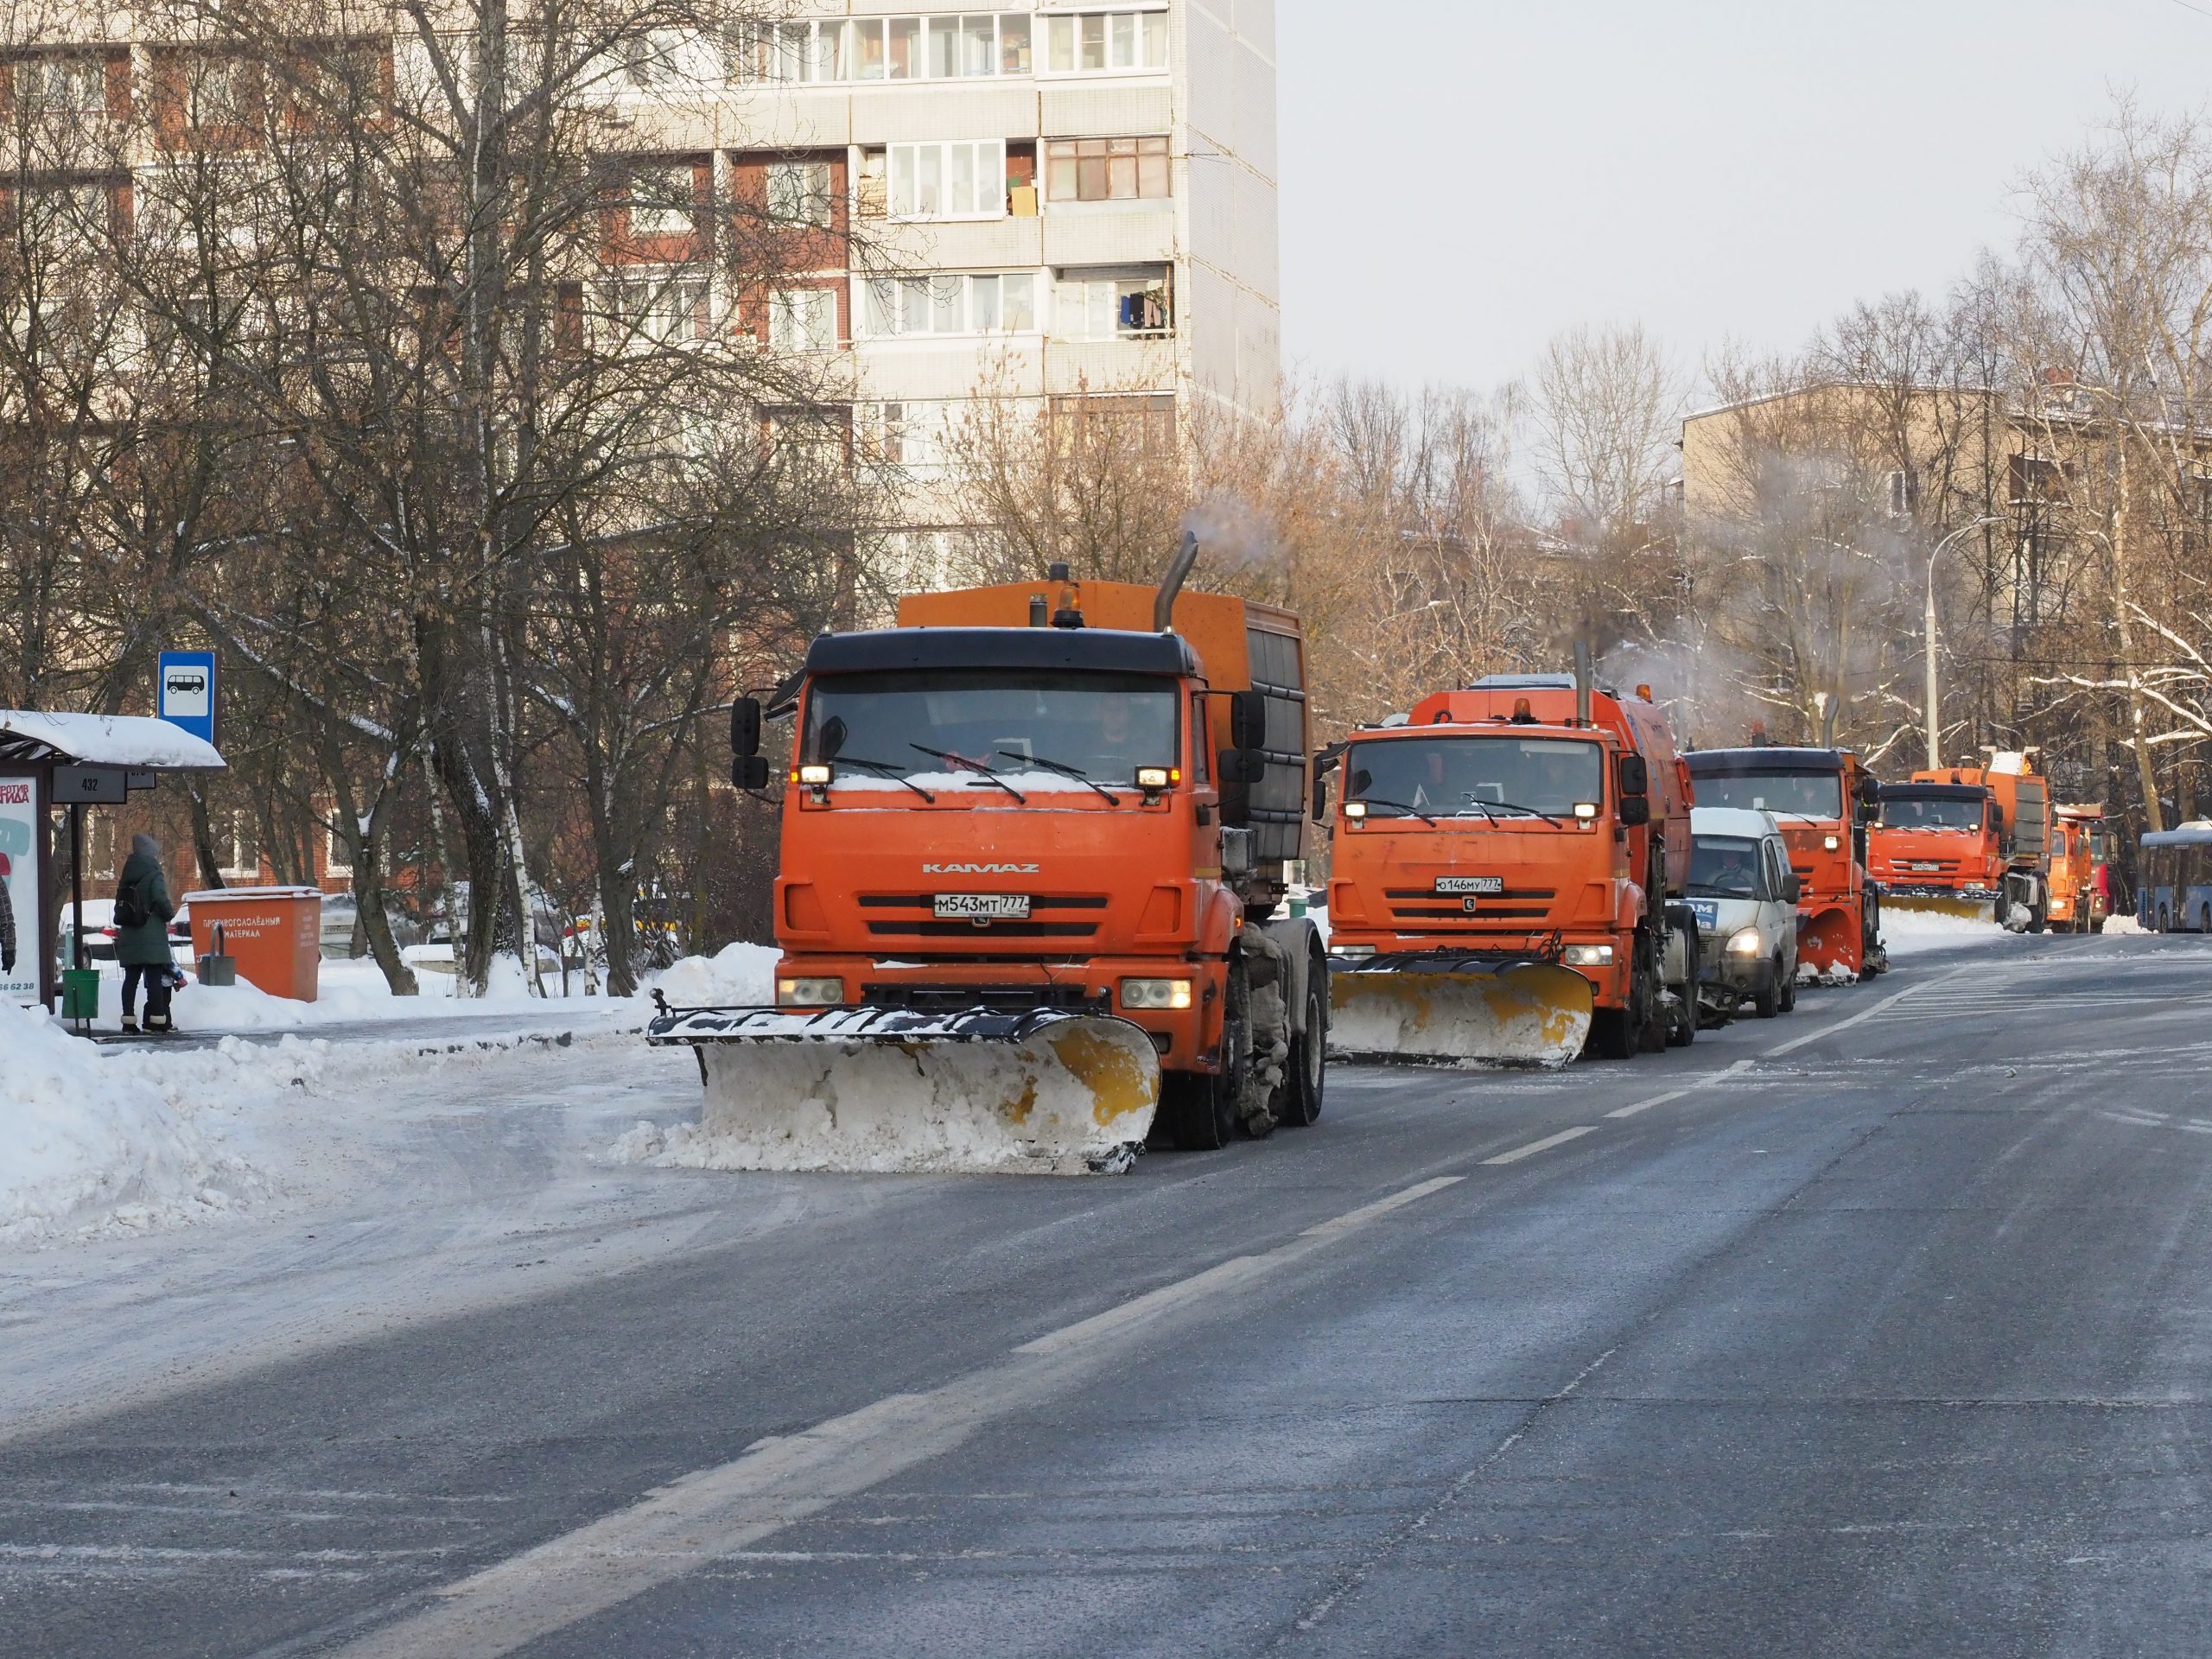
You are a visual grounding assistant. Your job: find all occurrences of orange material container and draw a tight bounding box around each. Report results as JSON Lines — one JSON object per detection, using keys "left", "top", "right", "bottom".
{"left": 184, "top": 887, "right": 323, "bottom": 1001}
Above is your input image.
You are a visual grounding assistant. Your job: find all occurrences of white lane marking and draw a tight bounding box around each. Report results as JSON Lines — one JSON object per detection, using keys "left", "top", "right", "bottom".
{"left": 327, "top": 1173, "right": 1466, "bottom": 1659}
{"left": 1482, "top": 1126, "right": 1597, "bottom": 1166}
{"left": 1761, "top": 969, "right": 1970, "bottom": 1058}
{"left": 1605, "top": 1058, "right": 1754, "bottom": 1119}
{"left": 2101, "top": 1111, "right": 2165, "bottom": 1128}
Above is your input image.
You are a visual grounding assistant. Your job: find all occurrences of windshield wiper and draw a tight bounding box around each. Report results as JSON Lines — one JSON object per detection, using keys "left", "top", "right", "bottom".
{"left": 1453, "top": 797, "right": 1565, "bottom": 828}
{"left": 830, "top": 756, "right": 937, "bottom": 803}
{"left": 909, "top": 743, "right": 1029, "bottom": 804}
{"left": 1357, "top": 797, "right": 1439, "bottom": 827}
{"left": 999, "top": 749, "right": 1120, "bottom": 804}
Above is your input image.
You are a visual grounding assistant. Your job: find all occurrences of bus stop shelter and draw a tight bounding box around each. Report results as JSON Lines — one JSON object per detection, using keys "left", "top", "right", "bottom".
{"left": 0, "top": 711, "right": 226, "bottom": 1012}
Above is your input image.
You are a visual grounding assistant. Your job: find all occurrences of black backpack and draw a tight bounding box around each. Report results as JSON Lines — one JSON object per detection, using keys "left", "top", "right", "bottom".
{"left": 115, "top": 874, "right": 150, "bottom": 929}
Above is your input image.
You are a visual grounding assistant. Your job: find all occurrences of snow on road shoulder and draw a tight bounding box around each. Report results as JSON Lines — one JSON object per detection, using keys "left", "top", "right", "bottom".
{"left": 645, "top": 941, "right": 779, "bottom": 1006}
{"left": 1879, "top": 910, "right": 2022, "bottom": 955}
{"left": 1, "top": 1004, "right": 276, "bottom": 1243}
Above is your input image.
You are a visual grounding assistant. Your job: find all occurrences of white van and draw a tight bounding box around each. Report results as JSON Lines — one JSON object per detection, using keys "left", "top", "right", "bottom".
{"left": 1687, "top": 806, "right": 1800, "bottom": 1019}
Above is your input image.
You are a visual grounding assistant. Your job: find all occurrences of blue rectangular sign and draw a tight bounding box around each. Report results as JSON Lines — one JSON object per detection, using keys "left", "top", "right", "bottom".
{"left": 157, "top": 650, "right": 218, "bottom": 747}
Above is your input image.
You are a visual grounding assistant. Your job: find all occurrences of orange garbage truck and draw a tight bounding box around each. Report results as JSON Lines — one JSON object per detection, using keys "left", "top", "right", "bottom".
{"left": 1319, "top": 671, "right": 1701, "bottom": 1065}
{"left": 1684, "top": 745, "right": 1885, "bottom": 978}
{"left": 645, "top": 538, "right": 1329, "bottom": 1172}
{"left": 2048, "top": 802, "right": 2107, "bottom": 933}
{"left": 1871, "top": 753, "right": 2052, "bottom": 931}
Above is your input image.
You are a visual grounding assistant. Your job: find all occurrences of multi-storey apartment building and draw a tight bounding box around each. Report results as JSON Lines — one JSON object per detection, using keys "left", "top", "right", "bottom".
{"left": 703, "top": 0, "right": 1283, "bottom": 584}
{"left": 3, "top": 1, "right": 1281, "bottom": 595}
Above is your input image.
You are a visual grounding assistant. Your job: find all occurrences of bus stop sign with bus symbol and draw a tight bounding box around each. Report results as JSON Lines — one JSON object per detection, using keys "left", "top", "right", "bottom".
{"left": 157, "top": 651, "right": 218, "bottom": 746}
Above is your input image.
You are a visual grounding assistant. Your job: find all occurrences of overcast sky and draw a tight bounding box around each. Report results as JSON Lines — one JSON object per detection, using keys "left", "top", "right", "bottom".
{"left": 1275, "top": 0, "right": 2212, "bottom": 397}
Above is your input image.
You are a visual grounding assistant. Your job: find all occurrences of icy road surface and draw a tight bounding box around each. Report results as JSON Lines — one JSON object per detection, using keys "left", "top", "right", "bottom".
{"left": 7, "top": 925, "right": 2212, "bottom": 1659}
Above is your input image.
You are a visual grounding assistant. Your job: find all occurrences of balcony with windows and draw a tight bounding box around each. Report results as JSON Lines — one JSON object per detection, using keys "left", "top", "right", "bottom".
{"left": 728, "top": 8, "right": 1167, "bottom": 89}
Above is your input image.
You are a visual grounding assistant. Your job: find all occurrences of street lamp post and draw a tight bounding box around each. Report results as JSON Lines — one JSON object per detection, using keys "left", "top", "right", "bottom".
{"left": 1924, "top": 516, "right": 2006, "bottom": 770}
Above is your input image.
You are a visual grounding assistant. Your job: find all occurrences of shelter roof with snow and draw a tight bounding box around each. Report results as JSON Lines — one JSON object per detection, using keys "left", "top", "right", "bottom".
{"left": 0, "top": 711, "right": 225, "bottom": 770}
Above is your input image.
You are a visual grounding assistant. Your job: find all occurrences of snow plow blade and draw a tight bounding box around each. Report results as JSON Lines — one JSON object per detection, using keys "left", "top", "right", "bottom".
{"left": 1326, "top": 959, "right": 1592, "bottom": 1067}
{"left": 645, "top": 1005, "right": 1160, "bottom": 1174}
{"left": 1885, "top": 891, "right": 1997, "bottom": 925}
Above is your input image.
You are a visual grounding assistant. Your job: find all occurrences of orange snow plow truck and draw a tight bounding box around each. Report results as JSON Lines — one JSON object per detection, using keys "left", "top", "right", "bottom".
{"left": 645, "top": 538, "right": 1329, "bottom": 1173}
{"left": 1871, "top": 753, "right": 2052, "bottom": 931}
{"left": 1684, "top": 745, "right": 1885, "bottom": 978}
{"left": 2049, "top": 803, "right": 2108, "bottom": 933}
{"left": 1319, "top": 671, "right": 1701, "bottom": 1066}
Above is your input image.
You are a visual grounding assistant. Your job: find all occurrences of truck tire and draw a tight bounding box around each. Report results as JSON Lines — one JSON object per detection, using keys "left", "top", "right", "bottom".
{"left": 1589, "top": 931, "right": 1656, "bottom": 1060}
{"left": 1274, "top": 959, "right": 1326, "bottom": 1128}
{"left": 1161, "top": 1068, "right": 1234, "bottom": 1150}
{"left": 1663, "top": 910, "right": 1698, "bottom": 1049}
{"left": 1754, "top": 958, "right": 1783, "bottom": 1019}
{"left": 1779, "top": 962, "right": 1797, "bottom": 1013}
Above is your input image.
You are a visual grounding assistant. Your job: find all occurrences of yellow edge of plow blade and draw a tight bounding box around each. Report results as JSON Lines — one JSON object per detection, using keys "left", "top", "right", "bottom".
{"left": 1328, "top": 964, "right": 1593, "bottom": 1068}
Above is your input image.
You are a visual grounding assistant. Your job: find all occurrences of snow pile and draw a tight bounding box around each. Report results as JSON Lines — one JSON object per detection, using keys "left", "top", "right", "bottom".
{"left": 647, "top": 941, "right": 779, "bottom": 1007}
{"left": 0, "top": 1005, "right": 270, "bottom": 1242}
{"left": 1880, "top": 910, "right": 2024, "bottom": 955}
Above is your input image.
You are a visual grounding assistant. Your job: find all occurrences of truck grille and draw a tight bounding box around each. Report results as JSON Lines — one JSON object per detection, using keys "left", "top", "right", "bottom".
{"left": 1382, "top": 886, "right": 1557, "bottom": 925}
{"left": 860, "top": 983, "right": 1107, "bottom": 1014}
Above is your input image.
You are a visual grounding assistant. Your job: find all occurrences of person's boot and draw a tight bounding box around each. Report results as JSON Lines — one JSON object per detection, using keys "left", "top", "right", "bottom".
{"left": 145, "top": 1014, "right": 173, "bottom": 1034}
{"left": 118, "top": 1016, "right": 138, "bottom": 1034}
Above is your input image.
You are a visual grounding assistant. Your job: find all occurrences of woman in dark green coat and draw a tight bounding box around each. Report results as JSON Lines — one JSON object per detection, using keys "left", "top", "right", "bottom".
{"left": 116, "top": 832, "right": 177, "bottom": 1033}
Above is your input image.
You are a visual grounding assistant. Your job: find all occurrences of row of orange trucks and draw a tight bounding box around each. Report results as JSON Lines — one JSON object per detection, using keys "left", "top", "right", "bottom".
{"left": 643, "top": 546, "right": 2105, "bottom": 1173}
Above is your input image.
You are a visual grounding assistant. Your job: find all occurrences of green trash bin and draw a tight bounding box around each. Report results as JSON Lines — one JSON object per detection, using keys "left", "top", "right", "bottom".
{"left": 61, "top": 966, "right": 101, "bottom": 1025}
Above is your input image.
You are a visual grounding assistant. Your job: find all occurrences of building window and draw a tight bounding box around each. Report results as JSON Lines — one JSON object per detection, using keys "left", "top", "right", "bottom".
{"left": 2008, "top": 454, "right": 2069, "bottom": 505}
{"left": 1044, "top": 136, "right": 1169, "bottom": 202}
{"left": 1052, "top": 267, "right": 1171, "bottom": 339}
{"left": 862, "top": 401, "right": 951, "bottom": 470}
{"left": 621, "top": 28, "right": 691, "bottom": 90}
{"left": 889, "top": 140, "right": 1006, "bottom": 220}
{"left": 613, "top": 270, "right": 709, "bottom": 345}
{"left": 11, "top": 53, "right": 109, "bottom": 114}
{"left": 770, "top": 287, "right": 838, "bottom": 352}
{"left": 733, "top": 14, "right": 1038, "bottom": 85}
{"left": 1051, "top": 392, "right": 1177, "bottom": 456}
{"left": 862, "top": 271, "right": 1037, "bottom": 337}
{"left": 766, "top": 159, "right": 835, "bottom": 226}
{"left": 184, "top": 54, "right": 262, "bottom": 130}
{"left": 625, "top": 162, "right": 701, "bottom": 240}
{"left": 1043, "top": 10, "right": 1169, "bottom": 76}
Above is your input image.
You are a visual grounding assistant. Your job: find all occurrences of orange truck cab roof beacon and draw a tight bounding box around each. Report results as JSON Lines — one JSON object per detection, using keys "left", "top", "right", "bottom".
{"left": 1683, "top": 747, "right": 1885, "bottom": 979}
{"left": 1324, "top": 673, "right": 1700, "bottom": 1062}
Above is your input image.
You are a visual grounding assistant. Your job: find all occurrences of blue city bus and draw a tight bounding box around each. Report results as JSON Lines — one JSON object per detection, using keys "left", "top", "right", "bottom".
{"left": 2137, "top": 823, "right": 2212, "bottom": 931}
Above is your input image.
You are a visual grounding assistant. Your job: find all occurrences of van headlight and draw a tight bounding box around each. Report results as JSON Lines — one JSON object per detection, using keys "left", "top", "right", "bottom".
{"left": 777, "top": 976, "right": 843, "bottom": 1006}
{"left": 1562, "top": 944, "right": 1615, "bottom": 966}
{"left": 1121, "top": 977, "right": 1193, "bottom": 1010}
{"left": 1726, "top": 927, "right": 1764, "bottom": 955}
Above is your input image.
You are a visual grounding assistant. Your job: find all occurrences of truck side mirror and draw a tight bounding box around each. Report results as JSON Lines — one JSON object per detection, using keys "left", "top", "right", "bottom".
{"left": 1618, "top": 796, "right": 1651, "bottom": 827}
{"left": 1218, "top": 748, "right": 1265, "bottom": 785}
{"left": 730, "top": 696, "right": 764, "bottom": 759}
{"left": 1617, "top": 753, "right": 1649, "bottom": 797}
{"left": 1857, "top": 774, "right": 1882, "bottom": 805}
{"left": 1783, "top": 873, "right": 1802, "bottom": 903}
{"left": 1229, "top": 689, "right": 1268, "bottom": 752}
{"left": 1311, "top": 776, "right": 1331, "bottom": 823}
{"left": 731, "top": 754, "right": 771, "bottom": 791}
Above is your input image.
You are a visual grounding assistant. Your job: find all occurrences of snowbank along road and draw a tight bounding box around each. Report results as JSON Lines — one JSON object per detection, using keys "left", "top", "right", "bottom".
{"left": 6, "top": 928, "right": 2212, "bottom": 1657}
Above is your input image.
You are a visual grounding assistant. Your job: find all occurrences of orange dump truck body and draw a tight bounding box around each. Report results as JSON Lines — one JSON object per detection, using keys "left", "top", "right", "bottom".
{"left": 1325, "top": 676, "right": 1696, "bottom": 1057}
{"left": 1685, "top": 747, "right": 1882, "bottom": 977}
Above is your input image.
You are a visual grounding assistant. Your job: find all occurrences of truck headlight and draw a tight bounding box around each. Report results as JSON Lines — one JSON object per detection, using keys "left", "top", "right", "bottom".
{"left": 1344, "top": 800, "right": 1368, "bottom": 819}
{"left": 1121, "top": 977, "right": 1194, "bottom": 1010}
{"left": 777, "top": 976, "right": 843, "bottom": 1006}
{"left": 1563, "top": 944, "right": 1615, "bottom": 966}
{"left": 1332, "top": 943, "right": 1376, "bottom": 959}
{"left": 1726, "top": 927, "right": 1764, "bottom": 955}
{"left": 1135, "top": 766, "right": 1177, "bottom": 790}
{"left": 796, "top": 764, "right": 831, "bottom": 786}
{"left": 1823, "top": 834, "right": 1840, "bottom": 851}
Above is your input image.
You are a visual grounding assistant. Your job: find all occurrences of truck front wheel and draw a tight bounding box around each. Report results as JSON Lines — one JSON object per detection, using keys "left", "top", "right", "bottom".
{"left": 1274, "top": 963, "right": 1326, "bottom": 1128}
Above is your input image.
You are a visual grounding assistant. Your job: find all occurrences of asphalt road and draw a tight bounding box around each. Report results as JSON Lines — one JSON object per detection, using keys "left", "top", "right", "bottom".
{"left": 7, "top": 932, "right": 2211, "bottom": 1658}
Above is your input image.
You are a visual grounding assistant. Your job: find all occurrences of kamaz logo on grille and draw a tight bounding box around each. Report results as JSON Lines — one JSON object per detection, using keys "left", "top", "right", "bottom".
{"left": 923, "top": 862, "right": 1040, "bottom": 874}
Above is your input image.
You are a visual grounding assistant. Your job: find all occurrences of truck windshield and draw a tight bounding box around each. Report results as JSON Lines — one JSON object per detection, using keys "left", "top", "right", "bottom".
{"left": 1688, "top": 836, "right": 1762, "bottom": 898}
{"left": 802, "top": 670, "right": 1178, "bottom": 787}
{"left": 1694, "top": 771, "right": 1841, "bottom": 820}
{"left": 1881, "top": 796, "right": 1984, "bottom": 831}
{"left": 1345, "top": 735, "right": 1603, "bottom": 819}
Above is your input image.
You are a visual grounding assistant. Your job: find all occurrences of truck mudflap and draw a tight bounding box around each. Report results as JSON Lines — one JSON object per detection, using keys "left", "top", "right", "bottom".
{"left": 1325, "top": 957, "right": 1592, "bottom": 1067}
{"left": 645, "top": 1003, "right": 1160, "bottom": 1174}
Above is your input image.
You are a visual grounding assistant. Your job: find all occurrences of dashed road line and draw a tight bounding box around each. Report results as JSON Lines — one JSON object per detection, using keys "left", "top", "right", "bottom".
{"left": 1762, "top": 968, "right": 1970, "bottom": 1058}
{"left": 1605, "top": 1058, "right": 1753, "bottom": 1119}
{"left": 1483, "top": 1126, "right": 1598, "bottom": 1165}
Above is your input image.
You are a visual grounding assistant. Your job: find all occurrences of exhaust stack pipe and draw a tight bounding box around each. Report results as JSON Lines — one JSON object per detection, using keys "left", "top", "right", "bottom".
{"left": 1154, "top": 531, "right": 1199, "bottom": 632}
{"left": 1573, "top": 637, "right": 1593, "bottom": 727}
